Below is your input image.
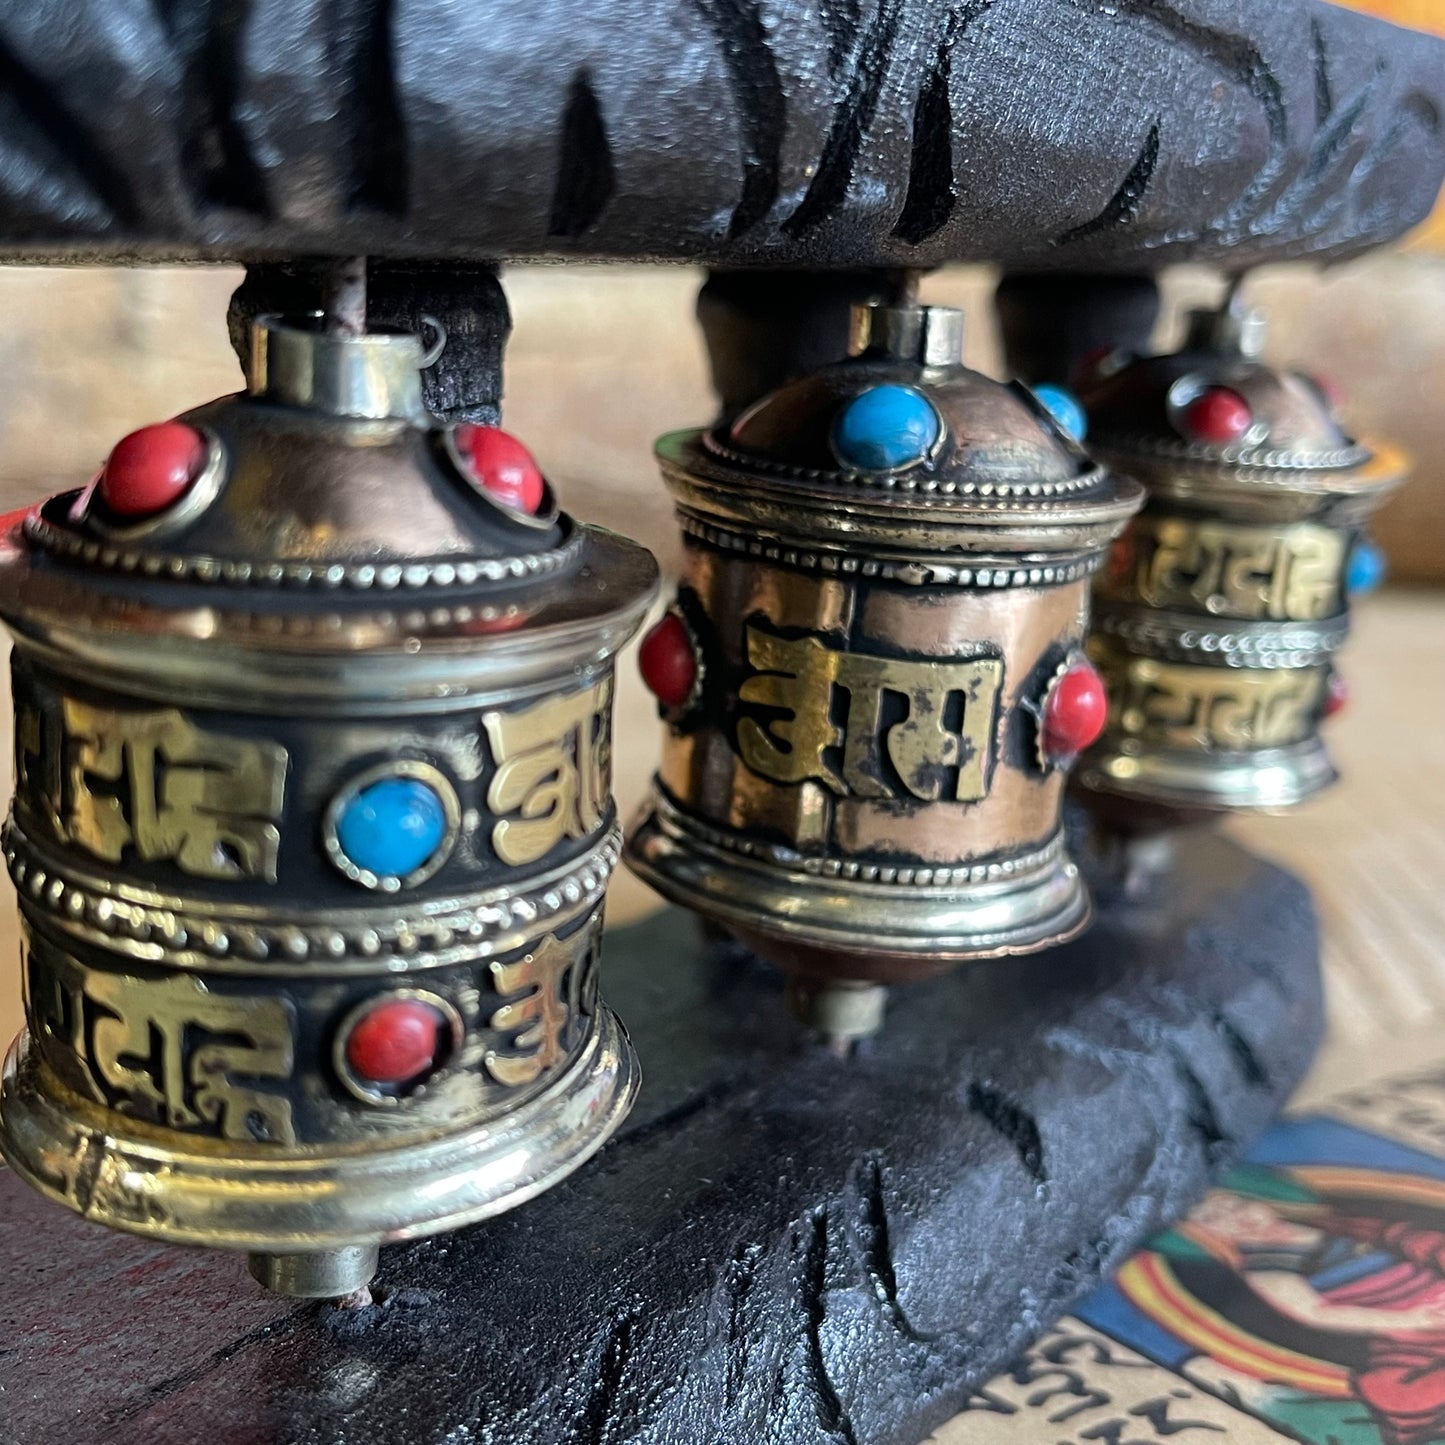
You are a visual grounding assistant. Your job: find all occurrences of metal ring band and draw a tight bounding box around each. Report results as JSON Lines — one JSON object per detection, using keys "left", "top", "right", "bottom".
{"left": 1090, "top": 604, "right": 1349, "bottom": 668}
{"left": 678, "top": 516, "right": 1102, "bottom": 588}
{"left": 701, "top": 432, "right": 1101, "bottom": 497}
{"left": 22, "top": 509, "right": 584, "bottom": 592}
{"left": 646, "top": 789, "right": 1066, "bottom": 888}
{"left": 1091, "top": 430, "right": 1371, "bottom": 474}
{"left": 3, "top": 815, "right": 622, "bottom": 977}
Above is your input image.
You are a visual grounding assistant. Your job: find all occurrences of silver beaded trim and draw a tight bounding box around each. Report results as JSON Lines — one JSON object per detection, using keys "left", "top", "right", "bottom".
{"left": 653, "top": 793, "right": 1066, "bottom": 887}
{"left": 1092, "top": 606, "right": 1349, "bottom": 668}
{"left": 185, "top": 598, "right": 536, "bottom": 641}
{"left": 1095, "top": 430, "right": 1371, "bottom": 475}
{"left": 23, "top": 510, "right": 582, "bottom": 591}
{"left": 680, "top": 516, "right": 1099, "bottom": 588}
{"left": 4, "top": 818, "right": 620, "bottom": 975}
{"left": 701, "top": 433, "right": 1098, "bottom": 498}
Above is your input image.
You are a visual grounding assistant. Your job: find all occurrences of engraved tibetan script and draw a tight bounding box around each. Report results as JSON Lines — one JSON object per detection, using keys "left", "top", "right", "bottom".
{"left": 482, "top": 680, "right": 611, "bottom": 867}
{"left": 483, "top": 923, "right": 598, "bottom": 1088}
{"left": 1328, "top": 1070, "right": 1445, "bottom": 1158}
{"left": 16, "top": 694, "right": 287, "bottom": 881}
{"left": 1128, "top": 517, "right": 1344, "bottom": 622}
{"left": 950, "top": 1318, "right": 1249, "bottom": 1442}
{"left": 736, "top": 623, "right": 1003, "bottom": 803}
{"left": 26, "top": 934, "right": 295, "bottom": 1144}
{"left": 1098, "top": 652, "right": 1325, "bottom": 751}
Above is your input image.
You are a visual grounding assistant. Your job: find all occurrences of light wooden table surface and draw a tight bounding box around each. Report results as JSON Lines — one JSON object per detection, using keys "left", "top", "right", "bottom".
{"left": 1228, "top": 588, "right": 1445, "bottom": 1106}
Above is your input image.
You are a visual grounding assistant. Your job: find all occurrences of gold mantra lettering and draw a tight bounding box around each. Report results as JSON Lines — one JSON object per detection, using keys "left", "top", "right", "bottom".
{"left": 17, "top": 696, "right": 287, "bottom": 882}
{"left": 1097, "top": 652, "right": 1326, "bottom": 750}
{"left": 1127, "top": 516, "right": 1344, "bottom": 621}
{"left": 26, "top": 935, "right": 295, "bottom": 1144}
{"left": 736, "top": 624, "right": 1003, "bottom": 802}
{"left": 482, "top": 680, "right": 611, "bottom": 867}
{"left": 483, "top": 925, "right": 597, "bottom": 1088}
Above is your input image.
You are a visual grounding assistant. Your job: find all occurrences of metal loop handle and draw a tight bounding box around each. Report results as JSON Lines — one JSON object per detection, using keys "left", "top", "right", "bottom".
{"left": 419, "top": 315, "right": 448, "bottom": 370}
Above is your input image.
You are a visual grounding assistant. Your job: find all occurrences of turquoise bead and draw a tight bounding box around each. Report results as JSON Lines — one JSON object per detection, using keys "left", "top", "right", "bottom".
{"left": 1346, "top": 539, "right": 1386, "bottom": 597}
{"left": 1032, "top": 383, "right": 1088, "bottom": 442}
{"left": 335, "top": 776, "right": 448, "bottom": 880}
{"left": 833, "top": 385, "right": 941, "bottom": 471}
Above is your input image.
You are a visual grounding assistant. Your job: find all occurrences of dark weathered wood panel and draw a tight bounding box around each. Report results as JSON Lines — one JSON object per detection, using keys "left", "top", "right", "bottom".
{"left": 0, "top": 0, "right": 1437, "bottom": 269}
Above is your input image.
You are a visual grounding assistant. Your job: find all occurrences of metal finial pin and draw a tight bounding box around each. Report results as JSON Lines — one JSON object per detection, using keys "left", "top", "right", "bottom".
{"left": 1219, "top": 273, "right": 1266, "bottom": 357}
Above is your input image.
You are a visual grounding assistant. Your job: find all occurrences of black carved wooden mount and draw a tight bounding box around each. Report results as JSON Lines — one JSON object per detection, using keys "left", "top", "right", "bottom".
{"left": 0, "top": 0, "right": 1440, "bottom": 271}
{"left": 0, "top": 828, "right": 1322, "bottom": 1445}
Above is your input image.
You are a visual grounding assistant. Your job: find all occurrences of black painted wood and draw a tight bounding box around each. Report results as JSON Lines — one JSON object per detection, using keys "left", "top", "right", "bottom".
{"left": 0, "top": 1, "right": 1438, "bottom": 271}
{"left": 0, "top": 828, "right": 1323, "bottom": 1445}
{"left": 697, "top": 270, "right": 910, "bottom": 425}
{"left": 995, "top": 274, "right": 1162, "bottom": 388}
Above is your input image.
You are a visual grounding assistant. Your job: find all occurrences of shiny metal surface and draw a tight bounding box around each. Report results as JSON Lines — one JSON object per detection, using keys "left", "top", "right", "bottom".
{"left": 629, "top": 799, "right": 1089, "bottom": 974}
{"left": 0, "top": 522, "right": 652, "bottom": 713}
{"left": 784, "top": 979, "right": 889, "bottom": 1053}
{"left": 0, "top": 315, "right": 657, "bottom": 1290}
{"left": 251, "top": 314, "right": 432, "bottom": 421}
{"left": 247, "top": 1246, "right": 380, "bottom": 1299}
{"left": 1078, "top": 298, "right": 1409, "bottom": 817}
{"left": 849, "top": 301, "right": 965, "bottom": 367}
{"left": 628, "top": 304, "right": 1139, "bottom": 983}
{"left": 1076, "top": 736, "right": 1338, "bottom": 813}
{"left": 1, "top": 1006, "right": 639, "bottom": 1250}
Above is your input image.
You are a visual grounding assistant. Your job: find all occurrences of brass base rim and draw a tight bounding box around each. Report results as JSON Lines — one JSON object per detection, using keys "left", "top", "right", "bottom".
{"left": 1075, "top": 737, "right": 1338, "bottom": 814}
{"left": 625, "top": 794, "right": 1090, "bottom": 960}
{"left": 0, "top": 1006, "right": 639, "bottom": 1253}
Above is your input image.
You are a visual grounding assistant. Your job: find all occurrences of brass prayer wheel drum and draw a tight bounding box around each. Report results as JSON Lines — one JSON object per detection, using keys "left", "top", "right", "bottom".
{"left": 0, "top": 316, "right": 657, "bottom": 1294}
{"left": 1074, "top": 301, "right": 1408, "bottom": 817}
{"left": 626, "top": 304, "right": 1143, "bottom": 997}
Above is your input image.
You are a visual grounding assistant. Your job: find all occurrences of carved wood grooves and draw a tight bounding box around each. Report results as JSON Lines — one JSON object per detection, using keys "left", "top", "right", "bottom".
{"left": 0, "top": 1, "right": 1438, "bottom": 265}
{"left": 0, "top": 833, "right": 1323, "bottom": 1445}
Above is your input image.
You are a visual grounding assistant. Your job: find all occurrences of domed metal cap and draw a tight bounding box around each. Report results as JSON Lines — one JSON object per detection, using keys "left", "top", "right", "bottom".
{"left": 0, "top": 316, "right": 658, "bottom": 711}
{"left": 27, "top": 315, "right": 568, "bottom": 586}
{"left": 720, "top": 302, "right": 1085, "bottom": 493}
{"left": 663, "top": 303, "right": 1142, "bottom": 563}
{"left": 1079, "top": 298, "right": 1408, "bottom": 510}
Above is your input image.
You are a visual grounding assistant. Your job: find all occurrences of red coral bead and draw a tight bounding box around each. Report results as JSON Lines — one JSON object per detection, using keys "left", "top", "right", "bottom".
{"left": 455, "top": 424, "right": 546, "bottom": 514}
{"left": 1324, "top": 672, "right": 1348, "bottom": 719}
{"left": 1043, "top": 659, "right": 1108, "bottom": 761}
{"left": 639, "top": 612, "right": 698, "bottom": 710}
{"left": 345, "top": 999, "right": 444, "bottom": 1086}
{"left": 99, "top": 422, "right": 207, "bottom": 518}
{"left": 1181, "top": 387, "right": 1253, "bottom": 446}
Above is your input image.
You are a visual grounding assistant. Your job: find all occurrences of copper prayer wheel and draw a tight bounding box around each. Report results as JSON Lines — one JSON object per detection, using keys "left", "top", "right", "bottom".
{"left": 626, "top": 303, "right": 1142, "bottom": 1036}
{"left": 1074, "top": 299, "right": 1408, "bottom": 819}
{"left": 0, "top": 313, "right": 657, "bottom": 1295}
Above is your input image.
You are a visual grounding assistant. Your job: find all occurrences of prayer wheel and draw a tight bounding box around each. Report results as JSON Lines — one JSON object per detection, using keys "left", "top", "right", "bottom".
{"left": 0, "top": 313, "right": 657, "bottom": 1295}
{"left": 627, "top": 302, "right": 1142, "bottom": 1040}
{"left": 1074, "top": 299, "right": 1407, "bottom": 817}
